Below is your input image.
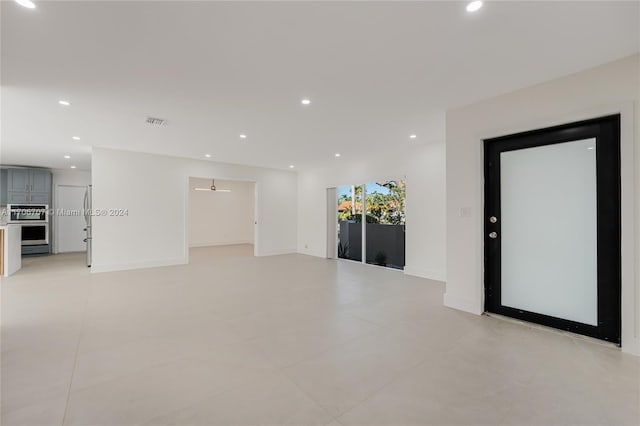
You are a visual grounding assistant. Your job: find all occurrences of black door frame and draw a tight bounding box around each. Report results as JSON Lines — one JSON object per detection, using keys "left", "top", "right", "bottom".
{"left": 484, "top": 115, "right": 621, "bottom": 345}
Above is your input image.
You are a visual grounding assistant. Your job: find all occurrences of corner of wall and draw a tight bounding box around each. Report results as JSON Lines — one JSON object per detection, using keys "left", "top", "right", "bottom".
{"left": 296, "top": 247, "right": 326, "bottom": 258}
{"left": 443, "top": 292, "right": 483, "bottom": 316}
{"left": 622, "top": 337, "right": 640, "bottom": 356}
{"left": 404, "top": 266, "right": 445, "bottom": 283}
{"left": 255, "top": 248, "right": 298, "bottom": 257}
{"left": 90, "top": 257, "right": 188, "bottom": 273}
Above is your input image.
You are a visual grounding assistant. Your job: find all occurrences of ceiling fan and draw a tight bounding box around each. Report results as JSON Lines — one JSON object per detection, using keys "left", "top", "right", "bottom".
{"left": 194, "top": 179, "right": 231, "bottom": 192}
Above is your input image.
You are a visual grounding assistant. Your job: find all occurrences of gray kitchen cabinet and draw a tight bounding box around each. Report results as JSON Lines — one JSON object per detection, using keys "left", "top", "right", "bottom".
{"left": 8, "top": 192, "right": 29, "bottom": 203}
{"left": 29, "top": 193, "right": 50, "bottom": 204}
{"left": 2, "top": 169, "right": 51, "bottom": 205}
{"left": 28, "top": 170, "right": 51, "bottom": 205}
{"left": 30, "top": 170, "right": 51, "bottom": 193}
{"left": 8, "top": 169, "right": 30, "bottom": 192}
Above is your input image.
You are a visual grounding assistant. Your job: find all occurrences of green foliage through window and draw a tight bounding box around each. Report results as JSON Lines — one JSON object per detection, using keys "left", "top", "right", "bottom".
{"left": 338, "top": 181, "right": 405, "bottom": 225}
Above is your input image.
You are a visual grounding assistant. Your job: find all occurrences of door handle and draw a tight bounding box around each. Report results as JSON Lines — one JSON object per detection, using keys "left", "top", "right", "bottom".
{"left": 489, "top": 232, "right": 498, "bottom": 239}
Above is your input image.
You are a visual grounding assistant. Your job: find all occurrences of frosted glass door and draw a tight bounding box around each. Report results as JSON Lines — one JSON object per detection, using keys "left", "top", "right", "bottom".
{"left": 484, "top": 115, "right": 621, "bottom": 344}
{"left": 500, "top": 138, "right": 597, "bottom": 325}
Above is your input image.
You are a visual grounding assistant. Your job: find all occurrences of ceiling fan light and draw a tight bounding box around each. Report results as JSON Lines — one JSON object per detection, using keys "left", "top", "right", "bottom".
{"left": 193, "top": 178, "right": 231, "bottom": 192}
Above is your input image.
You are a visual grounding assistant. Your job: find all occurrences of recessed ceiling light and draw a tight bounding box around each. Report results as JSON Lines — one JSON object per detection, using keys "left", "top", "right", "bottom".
{"left": 205, "top": 154, "right": 212, "bottom": 158}
{"left": 466, "top": 1, "right": 483, "bottom": 12}
{"left": 70, "top": 165, "right": 77, "bottom": 169}
{"left": 58, "top": 100, "right": 71, "bottom": 106}
{"left": 72, "top": 136, "right": 81, "bottom": 141}
{"left": 15, "top": 0, "right": 36, "bottom": 9}
{"left": 409, "top": 134, "right": 417, "bottom": 139}
{"left": 301, "top": 98, "right": 311, "bottom": 105}
{"left": 335, "top": 153, "right": 341, "bottom": 158}
{"left": 239, "top": 134, "right": 247, "bottom": 139}
{"left": 63, "top": 155, "right": 71, "bottom": 159}
{"left": 289, "top": 165, "right": 295, "bottom": 169}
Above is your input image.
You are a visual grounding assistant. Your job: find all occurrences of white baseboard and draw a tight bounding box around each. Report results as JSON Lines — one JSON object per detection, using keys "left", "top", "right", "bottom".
{"left": 90, "top": 257, "right": 188, "bottom": 273}
{"left": 403, "top": 266, "right": 446, "bottom": 282}
{"left": 256, "top": 248, "right": 297, "bottom": 257}
{"left": 443, "top": 292, "right": 483, "bottom": 315}
{"left": 621, "top": 337, "right": 640, "bottom": 356}
{"left": 189, "top": 241, "right": 253, "bottom": 248}
{"left": 296, "top": 248, "right": 326, "bottom": 258}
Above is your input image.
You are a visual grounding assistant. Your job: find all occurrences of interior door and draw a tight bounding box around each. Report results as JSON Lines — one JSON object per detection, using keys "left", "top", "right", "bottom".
{"left": 56, "top": 185, "right": 87, "bottom": 253}
{"left": 484, "top": 115, "right": 621, "bottom": 344}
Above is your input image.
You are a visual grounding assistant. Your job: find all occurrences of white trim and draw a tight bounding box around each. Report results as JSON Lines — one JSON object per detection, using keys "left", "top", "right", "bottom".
{"left": 90, "top": 257, "right": 187, "bottom": 273}
{"left": 254, "top": 181, "right": 259, "bottom": 257}
{"left": 326, "top": 187, "right": 338, "bottom": 259}
{"left": 444, "top": 292, "right": 483, "bottom": 315}
{"left": 619, "top": 103, "right": 638, "bottom": 355}
{"left": 333, "top": 256, "right": 406, "bottom": 274}
{"left": 404, "top": 266, "right": 445, "bottom": 282}
{"left": 184, "top": 176, "right": 190, "bottom": 265}
{"left": 189, "top": 241, "right": 253, "bottom": 248}
{"left": 297, "top": 249, "right": 325, "bottom": 258}
{"left": 255, "top": 248, "right": 297, "bottom": 257}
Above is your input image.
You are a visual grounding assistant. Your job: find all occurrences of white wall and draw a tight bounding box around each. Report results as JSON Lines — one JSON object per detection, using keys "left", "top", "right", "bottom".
{"left": 445, "top": 54, "right": 640, "bottom": 354}
{"left": 297, "top": 141, "right": 446, "bottom": 281}
{"left": 51, "top": 168, "right": 92, "bottom": 188}
{"left": 188, "top": 178, "right": 255, "bottom": 247}
{"left": 91, "top": 148, "right": 297, "bottom": 272}
{"left": 2, "top": 224, "right": 22, "bottom": 276}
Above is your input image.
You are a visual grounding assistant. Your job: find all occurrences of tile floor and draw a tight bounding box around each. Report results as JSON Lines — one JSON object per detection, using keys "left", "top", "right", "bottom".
{"left": 1, "top": 246, "right": 639, "bottom": 426}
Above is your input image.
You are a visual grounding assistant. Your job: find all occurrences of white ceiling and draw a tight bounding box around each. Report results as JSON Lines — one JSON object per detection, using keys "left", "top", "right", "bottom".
{"left": 2, "top": 1, "right": 638, "bottom": 171}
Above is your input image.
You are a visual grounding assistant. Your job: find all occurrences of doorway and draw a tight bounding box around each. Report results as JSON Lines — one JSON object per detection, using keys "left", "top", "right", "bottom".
{"left": 187, "top": 177, "right": 256, "bottom": 261}
{"left": 484, "top": 115, "right": 621, "bottom": 344}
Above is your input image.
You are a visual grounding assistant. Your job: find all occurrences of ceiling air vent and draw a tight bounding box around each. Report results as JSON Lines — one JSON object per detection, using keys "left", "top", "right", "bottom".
{"left": 146, "top": 117, "right": 167, "bottom": 126}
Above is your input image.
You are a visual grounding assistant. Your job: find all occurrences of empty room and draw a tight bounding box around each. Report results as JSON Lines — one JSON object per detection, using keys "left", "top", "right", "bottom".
{"left": 1, "top": 1, "right": 639, "bottom": 426}
{"left": 188, "top": 177, "right": 256, "bottom": 259}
